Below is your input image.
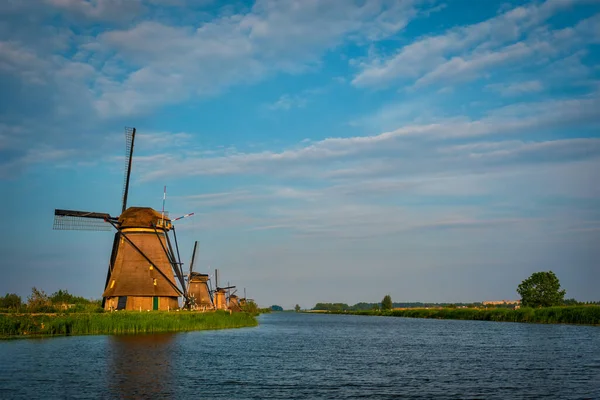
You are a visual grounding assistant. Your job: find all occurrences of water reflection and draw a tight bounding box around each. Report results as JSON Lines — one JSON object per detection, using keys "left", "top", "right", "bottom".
{"left": 107, "top": 333, "right": 176, "bottom": 399}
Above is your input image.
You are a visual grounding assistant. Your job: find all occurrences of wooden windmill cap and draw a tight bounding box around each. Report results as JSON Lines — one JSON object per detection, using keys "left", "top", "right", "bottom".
{"left": 190, "top": 272, "right": 209, "bottom": 282}
{"left": 119, "top": 207, "right": 170, "bottom": 228}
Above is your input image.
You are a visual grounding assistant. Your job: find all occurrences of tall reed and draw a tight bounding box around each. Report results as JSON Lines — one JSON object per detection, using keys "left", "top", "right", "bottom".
{"left": 0, "top": 310, "right": 258, "bottom": 338}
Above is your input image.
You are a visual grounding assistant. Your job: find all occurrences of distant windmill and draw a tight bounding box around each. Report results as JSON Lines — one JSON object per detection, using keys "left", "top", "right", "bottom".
{"left": 185, "top": 241, "right": 215, "bottom": 311}
{"left": 53, "top": 127, "right": 193, "bottom": 311}
{"left": 228, "top": 290, "right": 242, "bottom": 312}
{"left": 212, "top": 269, "right": 235, "bottom": 311}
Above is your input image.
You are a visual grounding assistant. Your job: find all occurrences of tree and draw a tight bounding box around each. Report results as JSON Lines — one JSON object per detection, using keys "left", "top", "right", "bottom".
{"left": 50, "top": 289, "right": 74, "bottom": 304}
{"left": 381, "top": 295, "right": 393, "bottom": 311}
{"left": 241, "top": 300, "right": 259, "bottom": 314}
{"left": 295, "top": 304, "right": 301, "bottom": 312}
{"left": 517, "top": 271, "right": 566, "bottom": 308}
{"left": 0, "top": 293, "right": 22, "bottom": 310}
{"left": 312, "top": 303, "right": 350, "bottom": 312}
{"left": 27, "top": 287, "right": 53, "bottom": 312}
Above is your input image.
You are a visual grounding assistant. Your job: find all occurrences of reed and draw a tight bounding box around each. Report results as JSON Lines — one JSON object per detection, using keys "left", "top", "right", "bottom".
{"left": 0, "top": 310, "right": 258, "bottom": 338}
{"left": 333, "top": 306, "right": 600, "bottom": 325}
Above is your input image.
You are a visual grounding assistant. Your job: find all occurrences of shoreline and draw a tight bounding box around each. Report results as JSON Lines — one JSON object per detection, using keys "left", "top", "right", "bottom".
{"left": 310, "top": 305, "right": 600, "bottom": 326}
{"left": 0, "top": 310, "right": 258, "bottom": 339}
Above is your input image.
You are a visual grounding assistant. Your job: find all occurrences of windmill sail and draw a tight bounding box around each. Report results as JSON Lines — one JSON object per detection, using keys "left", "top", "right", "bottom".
{"left": 189, "top": 242, "right": 198, "bottom": 274}
{"left": 121, "top": 126, "right": 136, "bottom": 213}
{"left": 53, "top": 209, "right": 114, "bottom": 231}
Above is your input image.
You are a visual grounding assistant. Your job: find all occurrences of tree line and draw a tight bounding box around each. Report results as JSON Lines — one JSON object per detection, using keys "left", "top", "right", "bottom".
{"left": 0, "top": 287, "right": 100, "bottom": 313}
{"left": 312, "top": 301, "right": 487, "bottom": 312}
{"left": 312, "top": 271, "right": 599, "bottom": 312}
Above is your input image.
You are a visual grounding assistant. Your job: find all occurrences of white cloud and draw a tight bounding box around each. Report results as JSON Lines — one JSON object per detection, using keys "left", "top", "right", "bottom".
{"left": 266, "top": 87, "right": 326, "bottom": 111}
{"left": 414, "top": 41, "right": 541, "bottom": 87}
{"left": 135, "top": 131, "right": 193, "bottom": 150}
{"left": 166, "top": 155, "right": 599, "bottom": 245}
{"left": 486, "top": 80, "right": 543, "bottom": 96}
{"left": 88, "top": 0, "right": 420, "bottom": 116}
{"left": 267, "top": 94, "right": 308, "bottom": 111}
{"left": 0, "top": 41, "right": 50, "bottom": 84}
{"left": 352, "top": 1, "right": 599, "bottom": 88}
{"left": 133, "top": 92, "right": 600, "bottom": 184}
{"left": 0, "top": 0, "right": 424, "bottom": 121}
{"left": 44, "top": 0, "right": 146, "bottom": 22}
{"left": 0, "top": 145, "right": 83, "bottom": 178}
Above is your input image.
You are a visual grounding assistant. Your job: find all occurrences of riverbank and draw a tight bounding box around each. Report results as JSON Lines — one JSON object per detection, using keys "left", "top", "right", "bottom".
{"left": 0, "top": 310, "right": 258, "bottom": 338}
{"left": 324, "top": 305, "right": 600, "bottom": 325}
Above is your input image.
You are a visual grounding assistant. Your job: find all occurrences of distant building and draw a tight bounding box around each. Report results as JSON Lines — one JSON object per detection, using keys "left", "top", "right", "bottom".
{"left": 483, "top": 300, "right": 521, "bottom": 309}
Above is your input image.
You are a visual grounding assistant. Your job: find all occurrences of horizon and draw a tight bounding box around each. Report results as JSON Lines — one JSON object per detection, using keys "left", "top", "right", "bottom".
{"left": 1, "top": 0, "right": 599, "bottom": 311}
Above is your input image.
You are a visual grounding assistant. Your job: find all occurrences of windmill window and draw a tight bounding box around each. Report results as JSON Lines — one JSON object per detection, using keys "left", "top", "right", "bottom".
{"left": 153, "top": 279, "right": 157, "bottom": 286}
{"left": 110, "top": 280, "right": 116, "bottom": 288}
{"left": 149, "top": 265, "right": 153, "bottom": 270}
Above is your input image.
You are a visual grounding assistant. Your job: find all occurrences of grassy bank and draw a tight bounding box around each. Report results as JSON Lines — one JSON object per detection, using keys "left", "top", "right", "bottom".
{"left": 328, "top": 306, "right": 600, "bottom": 325}
{"left": 0, "top": 310, "right": 258, "bottom": 338}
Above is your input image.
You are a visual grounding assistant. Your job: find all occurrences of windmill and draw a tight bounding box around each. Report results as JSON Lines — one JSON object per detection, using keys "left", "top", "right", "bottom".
{"left": 227, "top": 289, "right": 242, "bottom": 312}
{"left": 53, "top": 127, "right": 189, "bottom": 311}
{"left": 185, "top": 241, "right": 215, "bottom": 311}
{"left": 212, "top": 269, "right": 235, "bottom": 311}
{"left": 238, "top": 288, "right": 248, "bottom": 307}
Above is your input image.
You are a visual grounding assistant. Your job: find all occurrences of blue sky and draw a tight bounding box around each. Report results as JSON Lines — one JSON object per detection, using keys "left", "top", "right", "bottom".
{"left": 1, "top": 0, "right": 599, "bottom": 309}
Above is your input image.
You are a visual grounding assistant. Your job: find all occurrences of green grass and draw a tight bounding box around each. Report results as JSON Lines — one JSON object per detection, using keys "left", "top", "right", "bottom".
{"left": 0, "top": 310, "right": 258, "bottom": 338}
{"left": 329, "top": 306, "right": 600, "bottom": 325}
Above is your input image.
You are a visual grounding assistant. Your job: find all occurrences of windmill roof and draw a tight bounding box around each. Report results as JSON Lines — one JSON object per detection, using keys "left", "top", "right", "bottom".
{"left": 190, "top": 272, "right": 209, "bottom": 281}
{"left": 119, "top": 207, "right": 169, "bottom": 228}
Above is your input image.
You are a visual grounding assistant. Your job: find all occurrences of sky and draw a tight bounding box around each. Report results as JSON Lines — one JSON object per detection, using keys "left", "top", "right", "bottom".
{"left": 1, "top": 0, "right": 599, "bottom": 309}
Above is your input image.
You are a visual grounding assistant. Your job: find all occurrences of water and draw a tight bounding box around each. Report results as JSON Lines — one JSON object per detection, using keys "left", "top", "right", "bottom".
{"left": 1, "top": 313, "right": 599, "bottom": 399}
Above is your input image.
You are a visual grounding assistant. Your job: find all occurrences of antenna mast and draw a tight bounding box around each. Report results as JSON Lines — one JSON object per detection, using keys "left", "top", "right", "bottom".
{"left": 162, "top": 185, "right": 166, "bottom": 224}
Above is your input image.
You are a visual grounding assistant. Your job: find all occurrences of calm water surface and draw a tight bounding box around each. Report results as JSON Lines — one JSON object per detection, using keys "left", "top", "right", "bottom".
{"left": 1, "top": 313, "right": 599, "bottom": 399}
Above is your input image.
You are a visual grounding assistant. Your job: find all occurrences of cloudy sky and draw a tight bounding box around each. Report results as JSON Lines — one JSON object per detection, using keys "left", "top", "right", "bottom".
{"left": 1, "top": 0, "right": 599, "bottom": 309}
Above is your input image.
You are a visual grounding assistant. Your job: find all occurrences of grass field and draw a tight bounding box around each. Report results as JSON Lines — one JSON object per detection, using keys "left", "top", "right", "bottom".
{"left": 0, "top": 310, "right": 258, "bottom": 338}
{"left": 328, "top": 306, "right": 600, "bottom": 325}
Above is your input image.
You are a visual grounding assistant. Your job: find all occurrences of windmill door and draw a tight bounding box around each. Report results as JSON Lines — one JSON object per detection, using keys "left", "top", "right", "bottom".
{"left": 117, "top": 296, "right": 127, "bottom": 310}
{"left": 153, "top": 296, "right": 159, "bottom": 310}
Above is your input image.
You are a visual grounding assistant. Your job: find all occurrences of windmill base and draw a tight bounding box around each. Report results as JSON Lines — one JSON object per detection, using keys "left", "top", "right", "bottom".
{"left": 104, "top": 296, "right": 179, "bottom": 311}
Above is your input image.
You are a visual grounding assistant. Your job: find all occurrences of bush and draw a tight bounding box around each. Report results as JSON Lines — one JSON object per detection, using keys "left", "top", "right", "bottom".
{"left": 0, "top": 293, "right": 22, "bottom": 310}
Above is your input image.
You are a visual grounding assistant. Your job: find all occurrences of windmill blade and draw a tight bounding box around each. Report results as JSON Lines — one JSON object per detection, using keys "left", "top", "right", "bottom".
{"left": 173, "top": 212, "right": 195, "bottom": 221}
{"left": 218, "top": 286, "right": 236, "bottom": 290}
{"left": 121, "top": 126, "right": 136, "bottom": 213}
{"left": 184, "top": 241, "right": 198, "bottom": 300}
{"left": 53, "top": 209, "right": 114, "bottom": 231}
{"left": 189, "top": 241, "right": 198, "bottom": 276}
{"left": 230, "top": 289, "right": 238, "bottom": 296}
{"left": 208, "top": 271, "right": 214, "bottom": 294}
